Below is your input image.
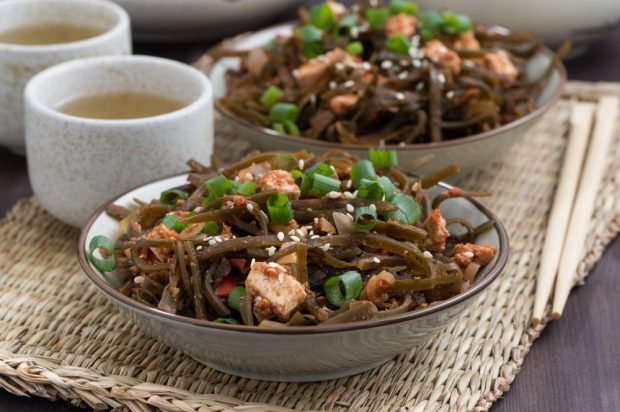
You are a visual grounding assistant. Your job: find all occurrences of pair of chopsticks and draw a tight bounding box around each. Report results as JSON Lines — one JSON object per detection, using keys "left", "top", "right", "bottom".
{"left": 532, "top": 96, "right": 619, "bottom": 325}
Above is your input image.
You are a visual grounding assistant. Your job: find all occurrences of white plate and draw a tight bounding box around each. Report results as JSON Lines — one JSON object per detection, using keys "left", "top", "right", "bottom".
{"left": 111, "top": 0, "right": 302, "bottom": 42}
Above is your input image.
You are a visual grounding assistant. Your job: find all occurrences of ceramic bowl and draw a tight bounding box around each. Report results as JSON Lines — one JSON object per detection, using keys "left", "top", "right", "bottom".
{"left": 208, "top": 24, "right": 566, "bottom": 175}
{"left": 0, "top": 0, "right": 131, "bottom": 154}
{"left": 78, "top": 173, "right": 509, "bottom": 382}
{"left": 25, "top": 55, "right": 214, "bottom": 227}
{"left": 111, "top": 0, "right": 303, "bottom": 42}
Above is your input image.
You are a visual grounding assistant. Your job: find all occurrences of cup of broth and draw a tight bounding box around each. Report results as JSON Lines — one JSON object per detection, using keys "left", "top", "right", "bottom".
{"left": 24, "top": 55, "right": 214, "bottom": 227}
{"left": 0, "top": 0, "right": 131, "bottom": 154}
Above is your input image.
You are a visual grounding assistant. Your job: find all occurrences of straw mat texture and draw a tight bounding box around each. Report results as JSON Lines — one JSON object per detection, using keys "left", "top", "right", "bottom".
{"left": 0, "top": 81, "right": 618, "bottom": 411}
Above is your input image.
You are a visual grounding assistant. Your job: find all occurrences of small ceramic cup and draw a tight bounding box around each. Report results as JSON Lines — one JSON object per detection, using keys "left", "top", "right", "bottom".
{"left": 24, "top": 55, "right": 214, "bottom": 227}
{"left": 0, "top": 0, "right": 131, "bottom": 154}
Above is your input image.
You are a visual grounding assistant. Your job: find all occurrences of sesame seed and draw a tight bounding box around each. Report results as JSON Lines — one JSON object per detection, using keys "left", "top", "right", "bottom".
{"left": 398, "top": 71, "right": 409, "bottom": 79}
{"left": 268, "top": 262, "right": 278, "bottom": 268}
{"left": 288, "top": 229, "right": 296, "bottom": 236}
{"left": 351, "top": 190, "right": 359, "bottom": 198}
{"left": 278, "top": 273, "right": 284, "bottom": 282}
{"left": 244, "top": 172, "right": 253, "bottom": 181}
{"left": 290, "top": 235, "right": 301, "bottom": 242}
{"left": 361, "top": 62, "right": 371, "bottom": 71}
{"left": 292, "top": 69, "right": 299, "bottom": 77}
{"left": 277, "top": 232, "right": 285, "bottom": 241}
{"left": 343, "top": 80, "right": 355, "bottom": 88}
{"left": 463, "top": 251, "right": 475, "bottom": 258}
{"left": 412, "top": 59, "right": 422, "bottom": 68}
{"left": 260, "top": 211, "right": 269, "bottom": 221}
{"left": 327, "top": 191, "right": 341, "bottom": 199}
{"left": 311, "top": 235, "right": 320, "bottom": 239}
{"left": 423, "top": 251, "right": 433, "bottom": 259}
{"left": 246, "top": 203, "right": 254, "bottom": 212}
{"left": 346, "top": 213, "right": 354, "bottom": 220}
{"left": 399, "top": 142, "right": 406, "bottom": 147}
{"left": 266, "top": 246, "right": 276, "bottom": 256}
{"left": 346, "top": 204, "right": 355, "bottom": 213}
{"left": 399, "top": 59, "right": 410, "bottom": 66}
{"left": 196, "top": 245, "right": 203, "bottom": 251}
{"left": 234, "top": 176, "right": 240, "bottom": 182}
{"left": 369, "top": 204, "right": 376, "bottom": 211}
{"left": 134, "top": 276, "right": 144, "bottom": 284}
{"left": 328, "top": 81, "right": 337, "bottom": 90}
{"left": 416, "top": 82, "right": 424, "bottom": 91}
{"left": 446, "top": 90, "right": 455, "bottom": 99}
{"left": 343, "top": 191, "right": 354, "bottom": 199}
{"left": 346, "top": 179, "right": 352, "bottom": 189}
{"left": 437, "top": 73, "right": 446, "bottom": 84}
{"left": 314, "top": 217, "right": 319, "bottom": 224}
{"left": 193, "top": 207, "right": 205, "bottom": 213}
{"left": 381, "top": 60, "right": 393, "bottom": 69}
{"left": 309, "top": 230, "right": 314, "bottom": 236}
{"left": 298, "top": 159, "right": 305, "bottom": 169}
{"left": 396, "top": 92, "right": 405, "bottom": 100}
{"left": 411, "top": 182, "right": 419, "bottom": 192}
{"left": 321, "top": 243, "right": 331, "bottom": 251}
{"left": 208, "top": 239, "right": 217, "bottom": 246}
{"left": 350, "top": 27, "right": 359, "bottom": 39}
{"left": 215, "top": 236, "right": 223, "bottom": 243}
{"left": 335, "top": 62, "right": 345, "bottom": 71}
{"left": 251, "top": 258, "right": 256, "bottom": 266}
{"left": 373, "top": 257, "right": 381, "bottom": 264}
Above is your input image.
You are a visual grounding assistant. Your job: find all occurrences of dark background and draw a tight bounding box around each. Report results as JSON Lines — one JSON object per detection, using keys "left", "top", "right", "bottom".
{"left": 0, "top": 4, "right": 619, "bottom": 411}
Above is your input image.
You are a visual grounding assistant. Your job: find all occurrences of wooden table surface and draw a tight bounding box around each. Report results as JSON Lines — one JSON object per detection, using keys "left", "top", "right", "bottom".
{"left": 0, "top": 3, "right": 619, "bottom": 411}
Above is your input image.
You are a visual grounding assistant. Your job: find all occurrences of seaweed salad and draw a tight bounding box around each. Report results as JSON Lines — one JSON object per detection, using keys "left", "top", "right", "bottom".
{"left": 88, "top": 150, "right": 498, "bottom": 327}
{"left": 217, "top": 0, "right": 564, "bottom": 145}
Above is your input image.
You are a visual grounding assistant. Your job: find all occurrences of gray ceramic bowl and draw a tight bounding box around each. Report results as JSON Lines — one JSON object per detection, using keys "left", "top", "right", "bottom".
{"left": 208, "top": 24, "right": 566, "bottom": 175}
{"left": 78, "top": 172, "right": 509, "bottom": 382}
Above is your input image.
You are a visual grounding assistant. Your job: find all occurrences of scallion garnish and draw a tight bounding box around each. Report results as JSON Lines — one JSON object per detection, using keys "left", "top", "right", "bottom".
{"left": 366, "top": 7, "right": 389, "bottom": 28}
{"left": 295, "top": 25, "right": 325, "bottom": 58}
{"left": 266, "top": 193, "right": 294, "bottom": 224}
{"left": 386, "top": 33, "right": 410, "bottom": 55}
{"left": 354, "top": 206, "right": 378, "bottom": 232}
{"left": 350, "top": 160, "right": 377, "bottom": 186}
{"left": 298, "top": 163, "right": 337, "bottom": 195}
{"left": 87, "top": 235, "right": 117, "bottom": 272}
{"left": 369, "top": 149, "right": 399, "bottom": 168}
{"left": 441, "top": 11, "right": 472, "bottom": 34}
{"left": 358, "top": 178, "right": 385, "bottom": 200}
{"left": 273, "top": 123, "right": 285, "bottom": 134}
{"left": 377, "top": 176, "right": 396, "bottom": 201}
{"left": 161, "top": 214, "right": 187, "bottom": 233}
{"left": 310, "top": 173, "right": 341, "bottom": 196}
{"left": 202, "top": 221, "right": 220, "bottom": 235}
{"left": 324, "top": 270, "right": 363, "bottom": 307}
{"left": 346, "top": 41, "right": 364, "bottom": 56}
{"left": 159, "top": 189, "right": 188, "bottom": 205}
{"left": 260, "top": 85, "right": 284, "bottom": 107}
{"left": 389, "top": 0, "right": 418, "bottom": 16}
{"left": 310, "top": 3, "right": 335, "bottom": 30}
{"left": 269, "top": 103, "right": 300, "bottom": 124}
{"left": 235, "top": 181, "right": 256, "bottom": 196}
{"left": 213, "top": 317, "right": 240, "bottom": 324}
{"left": 339, "top": 14, "right": 358, "bottom": 28}
{"left": 206, "top": 175, "right": 235, "bottom": 198}
{"left": 285, "top": 120, "right": 301, "bottom": 136}
{"left": 227, "top": 285, "right": 246, "bottom": 311}
{"left": 385, "top": 193, "right": 421, "bottom": 224}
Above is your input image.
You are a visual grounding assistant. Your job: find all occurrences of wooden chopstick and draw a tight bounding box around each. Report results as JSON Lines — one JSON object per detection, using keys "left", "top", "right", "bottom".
{"left": 551, "top": 96, "right": 619, "bottom": 319}
{"left": 531, "top": 102, "right": 595, "bottom": 325}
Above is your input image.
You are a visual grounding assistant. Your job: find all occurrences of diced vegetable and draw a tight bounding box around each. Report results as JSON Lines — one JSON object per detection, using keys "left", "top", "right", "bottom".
{"left": 87, "top": 235, "right": 116, "bottom": 272}
{"left": 266, "top": 193, "right": 294, "bottom": 224}
{"left": 324, "top": 270, "right": 363, "bottom": 307}
{"left": 159, "top": 189, "right": 188, "bottom": 205}
{"left": 354, "top": 206, "right": 378, "bottom": 232}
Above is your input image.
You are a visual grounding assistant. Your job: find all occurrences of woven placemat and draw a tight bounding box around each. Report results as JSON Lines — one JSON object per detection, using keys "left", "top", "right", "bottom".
{"left": 0, "top": 81, "right": 618, "bottom": 411}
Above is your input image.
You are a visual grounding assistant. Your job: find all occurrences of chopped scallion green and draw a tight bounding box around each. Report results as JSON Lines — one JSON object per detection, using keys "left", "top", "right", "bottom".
{"left": 227, "top": 285, "right": 246, "bottom": 311}
{"left": 310, "top": 174, "right": 341, "bottom": 196}
{"left": 260, "top": 85, "right": 284, "bottom": 107}
{"left": 369, "top": 149, "right": 399, "bottom": 168}
{"left": 266, "top": 193, "right": 294, "bottom": 224}
{"left": 354, "top": 206, "right": 378, "bottom": 232}
{"left": 366, "top": 7, "right": 389, "bottom": 28}
{"left": 87, "top": 235, "right": 116, "bottom": 272}
{"left": 269, "top": 103, "right": 300, "bottom": 124}
{"left": 346, "top": 41, "right": 364, "bottom": 56}
{"left": 310, "top": 3, "right": 335, "bottom": 29}
{"left": 214, "top": 317, "right": 240, "bottom": 324}
{"left": 350, "top": 160, "right": 377, "bottom": 187}
{"left": 324, "top": 270, "right": 363, "bottom": 307}
{"left": 202, "top": 221, "right": 220, "bottom": 235}
{"left": 159, "top": 189, "right": 188, "bottom": 205}
{"left": 385, "top": 193, "right": 421, "bottom": 224}
{"left": 386, "top": 33, "right": 410, "bottom": 55}
{"left": 389, "top": 0, "right": 418, "bottom": 16}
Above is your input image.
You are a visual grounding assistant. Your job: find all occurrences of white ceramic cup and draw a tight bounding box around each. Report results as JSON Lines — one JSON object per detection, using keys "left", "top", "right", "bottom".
{"left": 0, "top": 0, "right": 131, "bottom": 154}
{"left": 24, "top": 55, "right": 214, "bottom": 227}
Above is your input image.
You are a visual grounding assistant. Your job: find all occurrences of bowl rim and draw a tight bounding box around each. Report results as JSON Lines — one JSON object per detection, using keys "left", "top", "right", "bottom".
{"left": 208, "top": 22, "right": 567, "bottom": 151}
{"left": 78, "top": 171, "right": 510, "bottom": 335}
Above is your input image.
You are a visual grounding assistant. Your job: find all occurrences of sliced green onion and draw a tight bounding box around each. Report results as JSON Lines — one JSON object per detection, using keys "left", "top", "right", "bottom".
{"left": 273, "top": 122, "right": 285, "bottom": 134}
{"left": 389, "top": 0, "right": 418, "bottom": 15}
{"left": 302, "top": 42, "right": 325, "bottom": 59}
{"left": 386, "top": 34, "right": 410, "bottom": 55}
{"left": 159, "top": 189, "right": 188, "bottom": 205}
{"left": 269, "top": 103, "right": 300, "bottom": 124}
{"left": 385, "top": 193, "right": 421, "bottom": 224}
{"left": 324, "top": 270, "right": 363, "bottom": 307}
{"left": 422, "top": 10, "right": 443, "bottom": 33}
{"left": 260, "top": 85, "right": 284, "bottom": 107}
{"left": 87, "top": 235, "right": 116, "bottom": 272}
{"left": 366, "top": 7, "right": 389, "bottom": 28}
{"left": 161, "top": 214, "right": 187, "bottom": 232}
{"left": 227, "top": 285, "right": 246, "bottom": 311}
{"left": 299, "top": 163, "right": 337, "bottom": 195}
{"left": 295, "top": 24, "right": 323, "bottom": 43}
{"left": 202, "top": 221, "right": 220, "bottom": 235}
{"left": 284, "top": 120, "right": 300, "bottom": 136}
{"left": 350, "top": 160, "right": 377, "bottom": 187}
{"left": 377, "top": 176, "right": 396, "bottom": 201}
{"left": 354, "top": 206, "right": 378, "bottom": 232}
{"left": 310, "top": 174, "right": 341, "bottom": 196}
{"left": 267, "top": 193, "right": 294, "bottom": 224}
{"left": 358, "top": 178, "right": 385, "bottom": 201}
{"left": 214, "top": 317, "right": 240, "bottom": 324}
{"left": 369, "top": 149, "right": 399, "bottom": 168}
{"left": 236, "top": 181, "right": 256, "bottom": 196}
{"left": 345, "top": 41, "right": 364, "bottom": 56}
{"left": 310, "top": 3, "right": 335, "bottom": 29}
{"left": 441, "top": 12, "right": 460, "bottom": 35}
{"left": 421, "top": 28, "right": 434, "bottom": 41}
{"left": 339, "top": 14, "right": 358, "bottom": 28}
{"left": 206, "top": 175, "right": 235, "bottom": 199}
